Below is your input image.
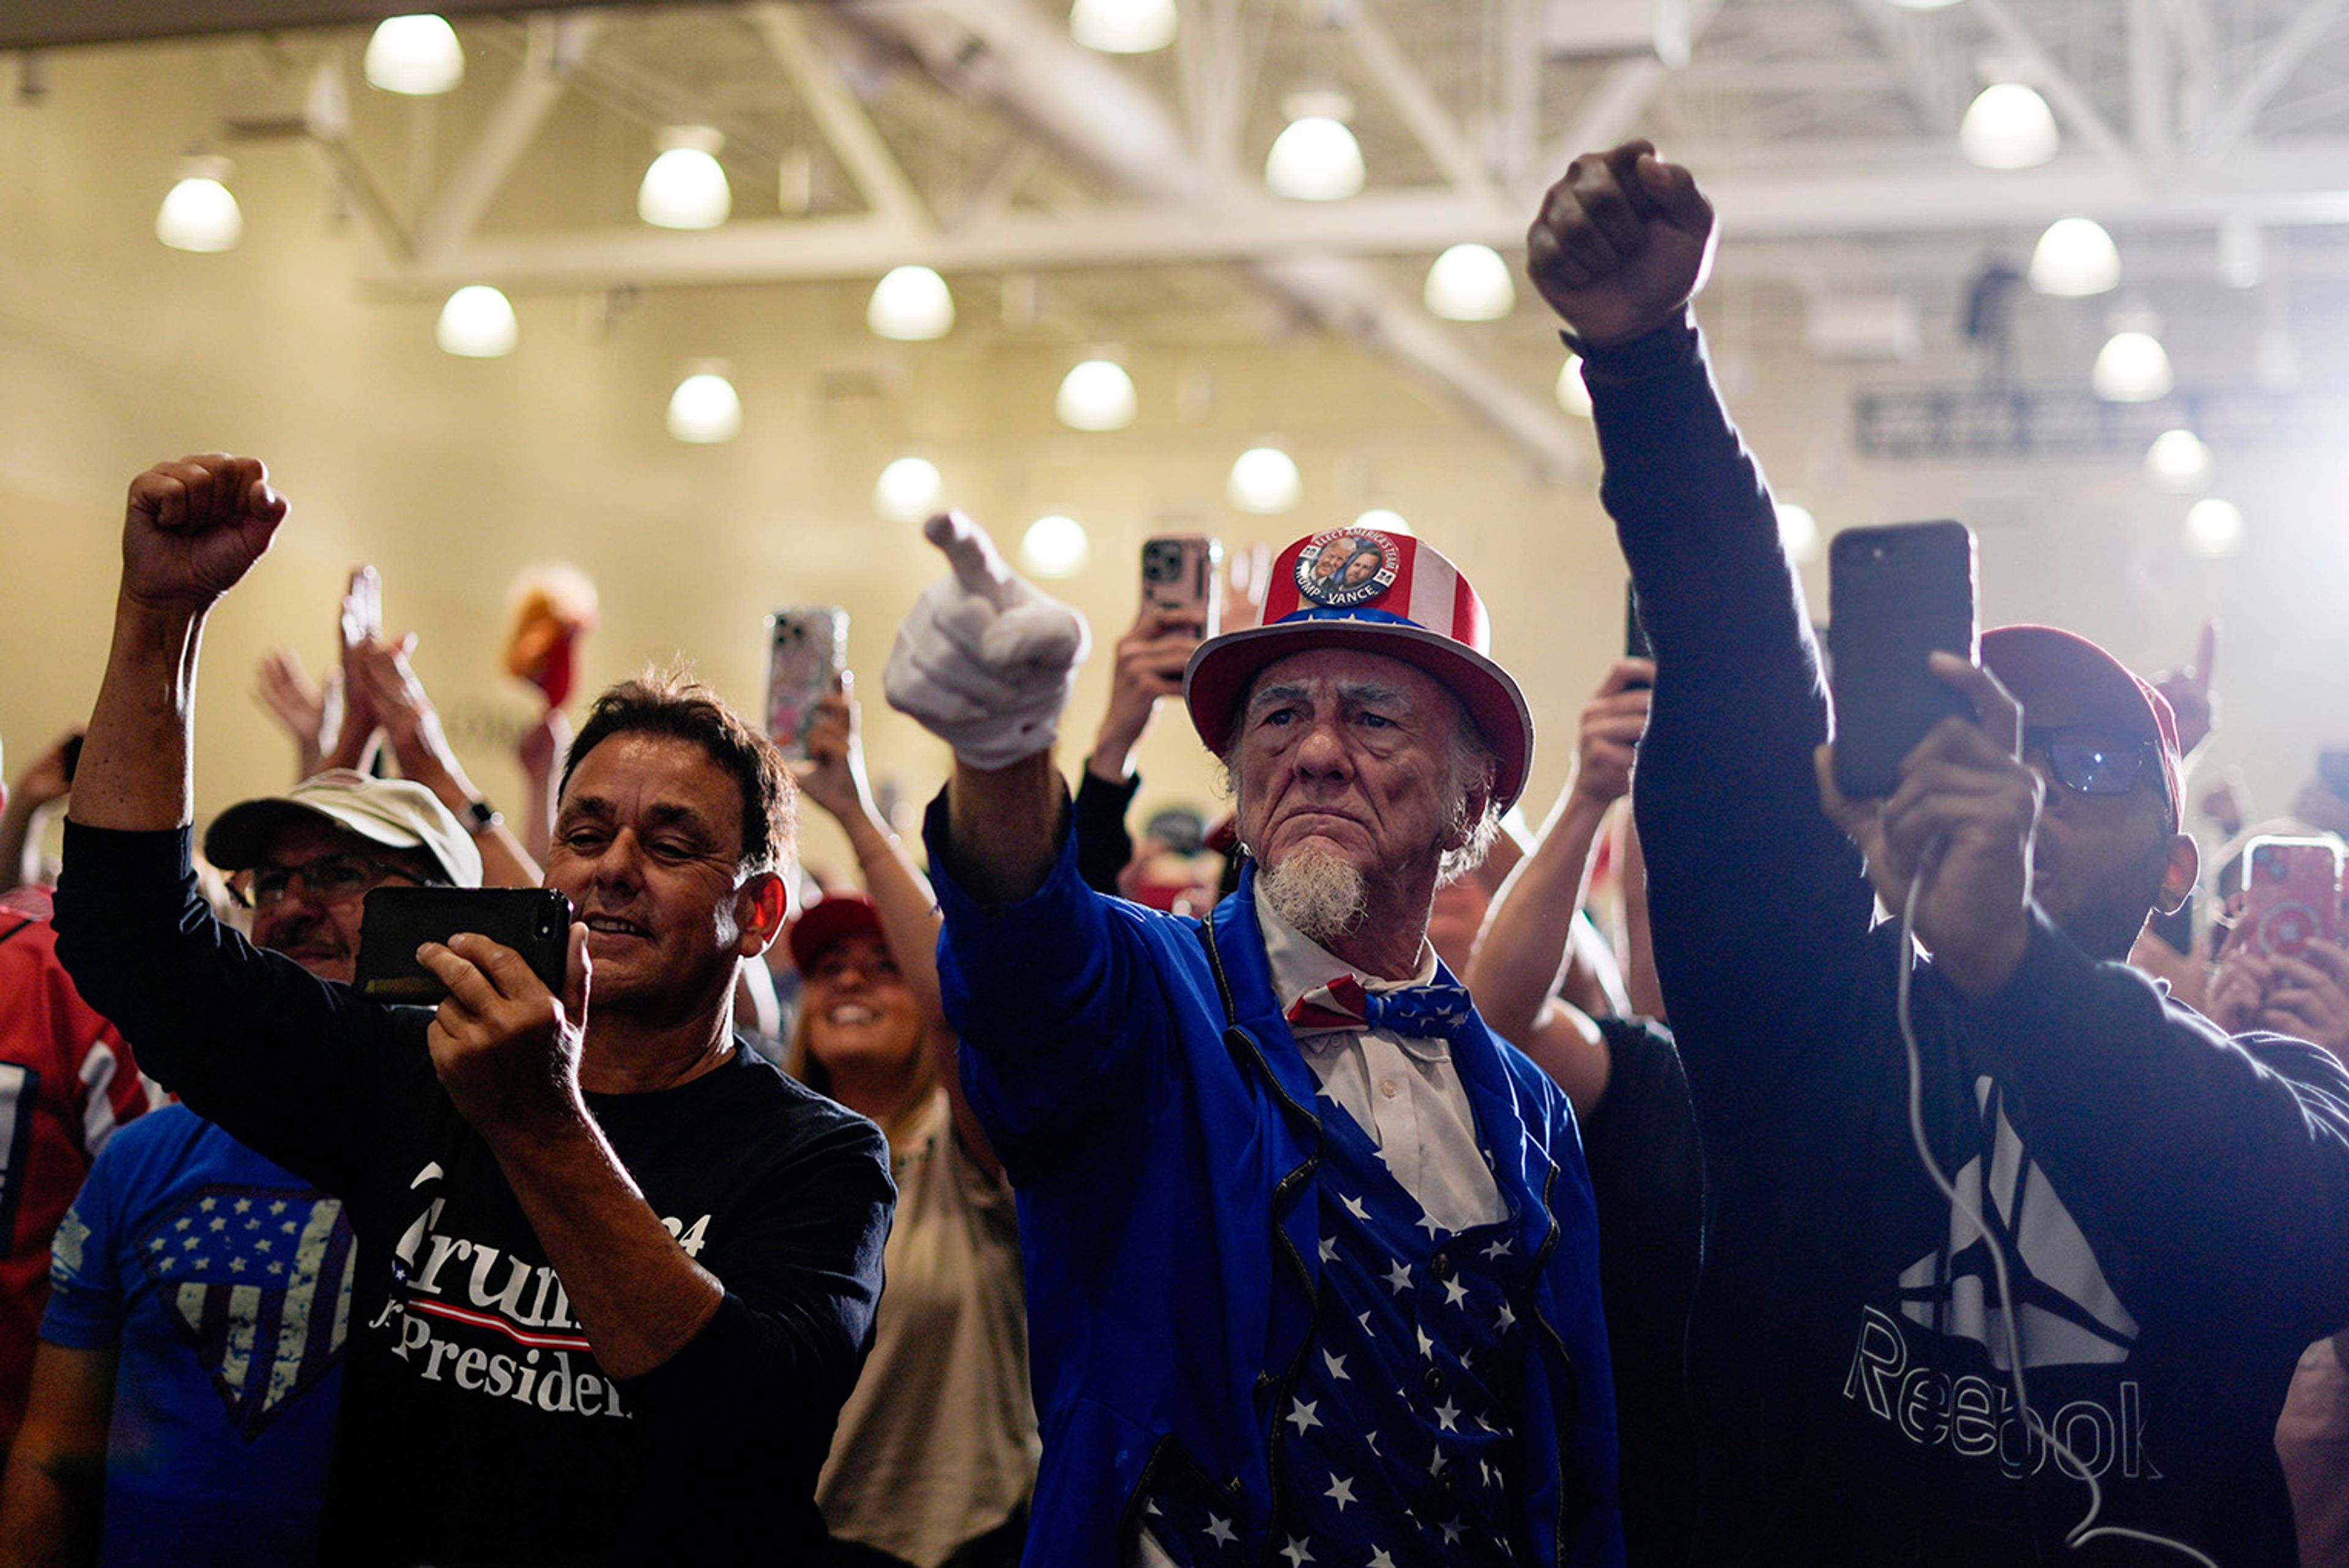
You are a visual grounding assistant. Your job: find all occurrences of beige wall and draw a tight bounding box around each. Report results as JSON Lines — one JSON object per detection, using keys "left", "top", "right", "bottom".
{"left": 5, "top": 35, "right": 2345, "bottom": 890}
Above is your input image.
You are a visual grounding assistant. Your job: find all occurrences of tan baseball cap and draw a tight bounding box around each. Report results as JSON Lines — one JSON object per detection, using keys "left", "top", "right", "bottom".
{"left": 204, "top": 769, "right": 483, "bottom": 888}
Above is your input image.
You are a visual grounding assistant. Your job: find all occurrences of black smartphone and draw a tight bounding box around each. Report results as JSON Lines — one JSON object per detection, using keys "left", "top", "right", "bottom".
{"left": 1828, "top": 520, "right": 1978, "bottom": 800}
{"left": 1624, "top": 581, "right": 1653, "bottom": 686}
{"left": 354, "top": 886, "right": 573, "bottom": 1004}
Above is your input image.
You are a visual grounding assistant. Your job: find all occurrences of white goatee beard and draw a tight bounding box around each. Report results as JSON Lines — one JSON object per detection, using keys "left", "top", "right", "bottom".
{"left": 1257, "top": 846, "right": 1370, "bottom": 946}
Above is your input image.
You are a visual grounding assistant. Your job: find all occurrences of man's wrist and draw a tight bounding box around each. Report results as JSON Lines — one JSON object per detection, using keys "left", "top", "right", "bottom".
{"left": 1085, "top": 745, "right": 1137, "bottom": 786}
{"left": 1562, "top": 308, "right": 1702, "bottom": 374}
{"left": 472, "top": 1076, "right": 595, "bottom": 1154}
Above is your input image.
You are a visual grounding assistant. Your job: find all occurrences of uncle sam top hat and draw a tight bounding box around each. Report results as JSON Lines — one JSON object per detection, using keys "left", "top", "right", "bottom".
{"left": 1183, "top": 526, "right": 1534, "bottom": 810}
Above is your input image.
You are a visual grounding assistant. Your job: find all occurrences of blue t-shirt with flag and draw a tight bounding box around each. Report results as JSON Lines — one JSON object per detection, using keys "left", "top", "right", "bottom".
{"left": 44, "top": 1102, "right": 354, "bottom": 1568}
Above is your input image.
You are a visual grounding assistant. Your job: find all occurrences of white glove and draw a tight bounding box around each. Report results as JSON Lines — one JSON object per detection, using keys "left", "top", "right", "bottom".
{"left": 885, "top": 511, "right": 1091, "bottom": 770}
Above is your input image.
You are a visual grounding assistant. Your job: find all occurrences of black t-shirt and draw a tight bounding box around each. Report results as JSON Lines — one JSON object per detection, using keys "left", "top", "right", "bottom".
{"left": 54, "top": 826, "right": 894, "bottom": 1567}
{"left": 1583, "top": 1016, "right": 1702, "bottom": 1568}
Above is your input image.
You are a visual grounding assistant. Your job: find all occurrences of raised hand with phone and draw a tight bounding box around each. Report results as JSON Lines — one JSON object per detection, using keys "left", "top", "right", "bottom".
{"left": 1089, "top": 603, "right": 1208, "bottom": 787}
{"left": 1069, "top": 541, "right": 1220, "bottom": 897}
{"left": 1548, "top": 139, "right": 2349, "bottom": 1568}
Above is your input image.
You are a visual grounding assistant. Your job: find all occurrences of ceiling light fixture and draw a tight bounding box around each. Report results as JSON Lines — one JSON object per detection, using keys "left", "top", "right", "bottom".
{"left": 155, "top": 155, "right": 242, "bottom": 253}
{"left": 2092, "top": 327, "right": 2172, "bottom": 403}
{"left": 637, "top": 127, "right": 730, "bottom": 230}
{"left": 2143, "top": 429, "right": 2213, "bottom": 492}
{"left": 1265, "top": 116, "right": 1365, "bottom": 201}
{"left": 435, "top": 284, "right": 518, "bottom": 357}
{"left": 2027, "top": 218, "right": 2119, "bottom": 297}
{"left": 1959, "top": 82, "right": 2058, "bottom": 169}
{"left": 1423, "top": 243, "right": 1516, "bottom": 321}
{"left": 1228, "top": 445, "right": 1303, "bottom": 513}
{"left": 1069, "top": 0, "right": 1178, "bottom": 53}
{"left": 666, "top": 364, "right": 742, "bottom": 444}
{"left": 364, "top": 15, "right": 465, "bottom": 95}
{"left": 1556, "top": 357, "right": 1592, "bottom": 417}
{"left": 2183, "top": 497, "right": 2244, "bottom": 559}
{"left": 874, "top": 456, "right": 944, "bottom": 522}
{"left": 867, "top": 265, "right": 956, "bottom": 341}
{"left": 1055, "top": 358, "right": 1138, "bottom": 431}
{"left": 1020, "top": 514, "right": 1091, "bottom": 578}
{"left": 1354, "top": 508, "right": 1411, "bottom": 536}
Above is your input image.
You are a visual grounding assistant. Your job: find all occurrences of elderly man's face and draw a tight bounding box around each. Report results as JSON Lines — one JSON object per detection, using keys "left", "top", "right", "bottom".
{"left": 1234, "top": 648, "right": 1468, "bottom": 887}
{"left": 1310, "top": 541, "right": 1350, "bottom": 579}
{"left": 247, "top": 820, "right": 427, "bottom": 984}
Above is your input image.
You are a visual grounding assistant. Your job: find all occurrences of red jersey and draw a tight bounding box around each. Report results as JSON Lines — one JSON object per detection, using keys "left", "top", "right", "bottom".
{"left": 0, "top": 886, "right": 160, "bottom": 1438}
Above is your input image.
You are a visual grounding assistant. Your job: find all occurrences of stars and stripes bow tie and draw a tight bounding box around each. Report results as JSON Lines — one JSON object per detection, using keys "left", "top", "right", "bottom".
{"left": 1285, "top": 973, "right": 1476, "bottom": 1041}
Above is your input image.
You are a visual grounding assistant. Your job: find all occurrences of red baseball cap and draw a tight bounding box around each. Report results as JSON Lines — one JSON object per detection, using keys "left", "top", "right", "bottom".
{"left": 1184, "top": 527, "right": 1533, "bottom": 809}
{"left": 1981, "top": 625, "right": 2183, "bottom": 829}
{"left": 785, "top": 892, "right": 885, "bottom": 972}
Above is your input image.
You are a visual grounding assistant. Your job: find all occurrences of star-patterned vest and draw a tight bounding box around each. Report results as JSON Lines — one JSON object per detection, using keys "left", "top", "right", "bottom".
{"left": 1264, "top": 1081, "right": 1537, "bottom": 1567}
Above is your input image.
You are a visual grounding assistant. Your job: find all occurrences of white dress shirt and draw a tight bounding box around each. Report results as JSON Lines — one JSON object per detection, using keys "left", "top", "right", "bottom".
{"left": 1256, "top": 899, "right": 1507, "bottom": 1234}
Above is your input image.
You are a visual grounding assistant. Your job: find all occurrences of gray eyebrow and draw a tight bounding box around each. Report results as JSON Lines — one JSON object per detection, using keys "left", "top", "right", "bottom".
{"left": 1244, "top": 679, "right": 1413, "bottom": 716}
{"left": 1246, "top": 680, "right": 1314, "bottom": 716}
{"left": 1335, "top": 681, "right": 1409, "bottom": 710}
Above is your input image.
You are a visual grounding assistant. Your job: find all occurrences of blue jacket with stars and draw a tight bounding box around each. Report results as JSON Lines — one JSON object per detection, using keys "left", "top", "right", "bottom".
{"left": 927, "top": 798, "right": 1624, "bottom": 1567}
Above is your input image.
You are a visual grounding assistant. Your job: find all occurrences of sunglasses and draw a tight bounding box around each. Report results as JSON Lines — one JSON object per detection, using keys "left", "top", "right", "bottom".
{"left": 2022, "top": 725, "right": 2161, "bottom": 800}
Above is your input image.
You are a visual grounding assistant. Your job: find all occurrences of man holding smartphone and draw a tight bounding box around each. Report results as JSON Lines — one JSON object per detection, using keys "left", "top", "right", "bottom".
{"left": 3, "top": 770, "right": 476, "bottom": 1566}
{"left": 50, "top": 455, "right": 893, "bottom": 1566}
{"left": 1529, "top": 143, "right": 2349, "bottom": 1564}
{"left": 887, "top": 515, "right": 1620, "bottom": 1567}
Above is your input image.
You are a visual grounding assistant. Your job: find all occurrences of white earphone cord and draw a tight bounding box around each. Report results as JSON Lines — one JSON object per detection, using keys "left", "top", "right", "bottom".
{"left": 1896, "top": 871, "right": 2217, "bottom": 1566}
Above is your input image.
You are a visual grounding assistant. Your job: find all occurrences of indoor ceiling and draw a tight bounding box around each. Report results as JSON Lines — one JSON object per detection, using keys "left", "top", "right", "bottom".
{"left": 17, "top": 0, "right": 2349, "bottom": 475}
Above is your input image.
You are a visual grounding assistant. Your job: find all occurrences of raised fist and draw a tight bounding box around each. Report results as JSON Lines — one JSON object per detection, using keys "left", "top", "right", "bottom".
{"left": 1527, "top": 141, "right": 1716, "bottom": 348}
{"left": 121, "top": 454, "right": 287, "bottom": 612}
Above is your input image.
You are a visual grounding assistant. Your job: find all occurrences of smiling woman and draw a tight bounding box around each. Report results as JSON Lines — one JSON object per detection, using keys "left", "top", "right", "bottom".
{"left": 779, "top": 681, "right": 1035, "bottom": 1568}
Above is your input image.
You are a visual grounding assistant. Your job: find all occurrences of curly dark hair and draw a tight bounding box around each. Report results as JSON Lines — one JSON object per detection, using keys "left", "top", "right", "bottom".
{"left": 558, "top": 662, "right": 795, "bottom": 876}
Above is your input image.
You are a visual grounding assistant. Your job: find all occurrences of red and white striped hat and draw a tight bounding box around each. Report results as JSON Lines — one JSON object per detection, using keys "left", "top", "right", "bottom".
{"left": 1183, "top": 527, "right": 1533, "bottom": 808}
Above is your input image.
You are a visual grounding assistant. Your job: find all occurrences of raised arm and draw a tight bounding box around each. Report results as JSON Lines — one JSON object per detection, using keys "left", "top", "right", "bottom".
{"left": 0, "top": 732, "right": 80, "bottom": 894}
{"left": 317, "top": 567, "right": 386, "bottom": 778}
{"left": 1469, "top": 658, "right": 1650, "bottom": 1116}
{"left": 883, "top": 511, "right": 1087, "bottom": 911}
{"left": 797, "top": 678, "right": 1000, "bottom": 1178}
{"left": 1529, "top": 145, "right": 1872, "bottom": 1116}
{"left": 253, "top": 647, "right": 331, "bottom": 782}
{"left": 56, "top": 460, "right": 422, "bottom": 1192}
{"left": 1072, "top": 604, "right": 1204, "bottom": 894}
{"left": 70, "top": 456, "right": 287, "bottom": 833}
{"left": 345, "top": 630, "right": 541, "bottom": 888}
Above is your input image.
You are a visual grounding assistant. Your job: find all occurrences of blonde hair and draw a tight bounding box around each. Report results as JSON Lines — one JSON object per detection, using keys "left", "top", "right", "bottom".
{"left": 781, "top": 979, "right": 940, "bottom": 1150}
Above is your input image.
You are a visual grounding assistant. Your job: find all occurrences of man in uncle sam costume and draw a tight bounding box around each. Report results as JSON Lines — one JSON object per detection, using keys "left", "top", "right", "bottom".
{"left": 886, "top": 513, "right": 1621, "bottom": 1568}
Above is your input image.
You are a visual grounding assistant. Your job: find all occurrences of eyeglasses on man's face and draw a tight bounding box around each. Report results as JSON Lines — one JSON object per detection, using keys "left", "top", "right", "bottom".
{"left": 234, "top": 851, "right": 418, "bottom": 911}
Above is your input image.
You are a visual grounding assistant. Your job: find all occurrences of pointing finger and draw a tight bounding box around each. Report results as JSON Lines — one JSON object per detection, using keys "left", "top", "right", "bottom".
{"left": 924, "top": 510, "right": 1014, "bottom": 610}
